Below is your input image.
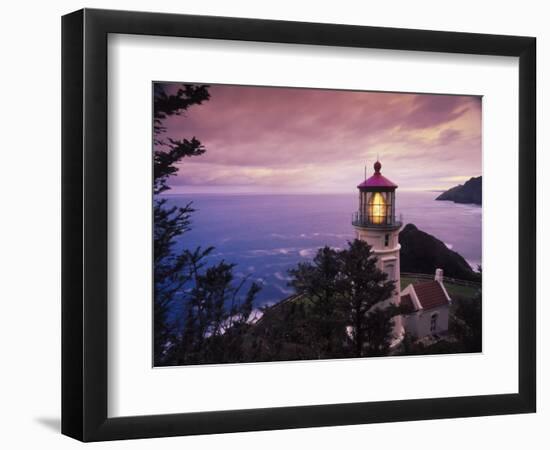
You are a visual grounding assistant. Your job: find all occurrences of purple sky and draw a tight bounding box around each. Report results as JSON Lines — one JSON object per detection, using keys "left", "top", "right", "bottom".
{"left": 156, "top": 83, "right": 482, "bottom": 194}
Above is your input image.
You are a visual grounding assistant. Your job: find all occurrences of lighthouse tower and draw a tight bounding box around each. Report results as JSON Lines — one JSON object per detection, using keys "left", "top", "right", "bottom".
{"left": 352, "top": 161, "right": 403, "bottom": 333}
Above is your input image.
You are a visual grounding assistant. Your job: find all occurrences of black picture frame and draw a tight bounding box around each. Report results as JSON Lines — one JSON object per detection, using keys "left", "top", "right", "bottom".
{"left": 62, "top": 8, "right": 536, "bottom": 442}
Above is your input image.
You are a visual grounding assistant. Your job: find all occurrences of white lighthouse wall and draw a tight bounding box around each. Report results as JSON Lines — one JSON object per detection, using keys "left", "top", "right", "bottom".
{"left": 354, "top": 227, "right": 401, "bottom": 303}
{"left": 354, "top": 227, "right": 399, "bottom": 253}
{"left": 355, "top": 225, "right": 403, "bottom": 338}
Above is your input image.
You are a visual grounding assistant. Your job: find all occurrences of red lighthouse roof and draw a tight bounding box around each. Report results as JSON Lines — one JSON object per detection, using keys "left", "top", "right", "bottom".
{"left": 357, "top": 161, "right": 398, "bottom": 189}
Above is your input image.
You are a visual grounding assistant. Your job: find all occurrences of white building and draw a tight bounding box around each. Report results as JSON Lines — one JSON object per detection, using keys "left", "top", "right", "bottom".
{"left": 400, "top": 269, "right": 452, "bottom": 339}
{"left": 353, "top": 161, "right": 451, "bottom": 341}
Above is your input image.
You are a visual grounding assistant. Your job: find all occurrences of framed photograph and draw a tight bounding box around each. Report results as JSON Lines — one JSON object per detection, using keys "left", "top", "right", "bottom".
{"left": 62, "top": 8, "right": 536, "bottom": 442}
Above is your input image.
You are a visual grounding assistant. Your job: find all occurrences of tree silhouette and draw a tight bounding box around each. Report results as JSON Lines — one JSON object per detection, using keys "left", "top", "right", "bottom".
{"left": 153, "top": 83, "right": 260, "bottom": 365}
{"left": 289, "top": 246, "right": 346, "bottom": 358}
{"left": 338, "top": 240, "right": 397, "bottom": 357}
{"left": 287, "top": 240, "right": 397, "bottom": 359}
{"left": 451, "top": 290, "right": 482, "bottom": 353}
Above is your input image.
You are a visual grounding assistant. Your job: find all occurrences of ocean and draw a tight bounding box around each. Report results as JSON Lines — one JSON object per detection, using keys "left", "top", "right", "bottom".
{"left": 161, "top": 191, "right": 481, "bottom": 307}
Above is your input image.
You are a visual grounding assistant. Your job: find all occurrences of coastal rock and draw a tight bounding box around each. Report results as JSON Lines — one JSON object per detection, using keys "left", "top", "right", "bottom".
{"left": 436, "top": 176, "right": 482, "bottom": 205}
{"left": 399, "top": 223, "right": 480, "bottom": 282}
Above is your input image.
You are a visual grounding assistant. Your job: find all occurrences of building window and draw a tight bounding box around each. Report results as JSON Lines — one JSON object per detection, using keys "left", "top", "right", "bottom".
{"left": 430, "top": 314, "right": 438, "bottom": 333}
{"left": 384, "top": 234, "right": 389, "bottom": 247}
{"left": 385, "top": 263, "right": 395, "bottom": 282}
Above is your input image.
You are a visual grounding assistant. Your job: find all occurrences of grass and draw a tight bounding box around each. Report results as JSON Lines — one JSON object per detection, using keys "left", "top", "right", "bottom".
{"left": 400, "top": 276, "right": 480, "bottom": 299}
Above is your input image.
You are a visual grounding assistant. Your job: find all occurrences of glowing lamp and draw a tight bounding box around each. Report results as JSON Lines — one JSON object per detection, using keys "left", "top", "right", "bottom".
{"left": 369, "top": 192, "right": 387, "bottom": 224}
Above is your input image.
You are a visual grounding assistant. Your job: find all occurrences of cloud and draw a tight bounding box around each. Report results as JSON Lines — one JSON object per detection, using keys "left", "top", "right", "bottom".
{"left": 436, "top": 129, "right": 463, "bottom": 146}
{"left": 156, "top": 83, "right": 482, "bottom": 192}
{"left": 399, "top": 95, "right": 474, "bottom": 130}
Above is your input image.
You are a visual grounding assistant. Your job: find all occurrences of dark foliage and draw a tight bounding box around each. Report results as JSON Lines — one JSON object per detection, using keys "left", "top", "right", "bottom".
{"left": 171, "top": 260, "right": 260, "bottom": 365}
{"left": 450, "top": 291, "right": 482, "bottom": 353}
{"left": 152, "top": 83, "right": 260, "bottom": 366}
{"left": 338, "top": 240, "right": 397, "bottom": 357}
{"left": 244, "top": 298, "right": 320, "bottom": 362}
{"left": 271, "top": 240, "right": 397, "bottom": 360}
{"left": 153, "top": 200, "right": 197, "bottom": 361}
{"left": 153, "top": 84, "right": 210, "bottom": 194}
{"left": 397, "top": 335, "right": 469, "bottom": 356}
{"left": 154, "top": 138, "right": 206, "bottom": 195}
{"left": 153, "top": 84, "right": 210, "bottom": 137}
{"left": 288, "top": 247, "right": 347, "bottom": 358}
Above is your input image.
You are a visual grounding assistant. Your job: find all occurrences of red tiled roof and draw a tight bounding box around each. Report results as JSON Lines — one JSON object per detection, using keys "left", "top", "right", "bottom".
{"left": 400, "top": 294, "right": 417, "bottom": 313}
{"left": 413, "top": 281, "right": 449, "bottom": 310}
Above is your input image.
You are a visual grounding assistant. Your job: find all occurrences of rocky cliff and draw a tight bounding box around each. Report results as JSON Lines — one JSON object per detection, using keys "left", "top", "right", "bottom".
{"left": 399, "top": 223, "right": 480, "bottom": 282}
{"left": 436, "top": 176, "right": 482, "bottom": 205}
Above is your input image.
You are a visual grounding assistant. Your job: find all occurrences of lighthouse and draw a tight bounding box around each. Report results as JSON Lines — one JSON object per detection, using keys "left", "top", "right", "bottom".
{"left": 352, "top": 160, "right": 403, "bottom": 335}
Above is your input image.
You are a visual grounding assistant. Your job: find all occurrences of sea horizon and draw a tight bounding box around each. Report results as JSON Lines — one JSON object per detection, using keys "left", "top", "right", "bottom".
{"left": 159, "top": 188, "right": 450, "bottom": 196}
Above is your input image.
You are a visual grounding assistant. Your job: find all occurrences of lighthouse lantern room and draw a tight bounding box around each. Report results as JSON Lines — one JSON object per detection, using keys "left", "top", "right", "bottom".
{"left": 353, "top": 160, "right": 399, "bottom": 228}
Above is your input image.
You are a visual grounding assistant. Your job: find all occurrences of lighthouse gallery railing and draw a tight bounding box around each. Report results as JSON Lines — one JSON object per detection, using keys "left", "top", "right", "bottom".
{"left": 351, "top": 211, "right": 402, "bottom": 228}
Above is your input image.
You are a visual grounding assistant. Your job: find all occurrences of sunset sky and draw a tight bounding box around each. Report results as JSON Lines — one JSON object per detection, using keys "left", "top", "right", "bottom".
{"left": 156, "top": 83, "right": 482, "bottom": 194}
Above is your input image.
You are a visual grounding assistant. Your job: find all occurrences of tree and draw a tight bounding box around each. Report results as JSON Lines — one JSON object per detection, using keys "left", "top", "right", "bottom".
{"left": 338, "top": 240, "right": 397, "bottom": 357}
{"left": 244, "top": 299, "right": 318, "bottom": 362}
{"left": 153, "top": 84, "right": 210, "bottom": 364}
{"left": 288, "top": 246, "right": 346, "bottom": 357}
{"left": 451, "top": 290, "right": 482, "bottom": 353}
{"left": 153, "top": 84, "right": 210, "bottom": 194}
{"left": 287, "top": 240, "right": 397, "bottom": 359}
{"left": 174, "top": 259, "right": 260, "bottom": 364}
{"left": 152, "top": 83, "right": 260, "bottom": 365}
